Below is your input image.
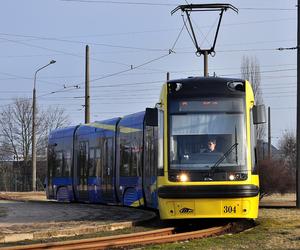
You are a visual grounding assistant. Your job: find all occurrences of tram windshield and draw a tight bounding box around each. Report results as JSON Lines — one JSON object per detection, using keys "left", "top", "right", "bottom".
{"left": 169, "top": 97, "right": 246, "bottom": 171}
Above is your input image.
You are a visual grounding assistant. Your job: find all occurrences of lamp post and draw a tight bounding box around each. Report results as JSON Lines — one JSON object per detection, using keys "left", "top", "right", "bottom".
{"left": 32, "top": 60, "right": 56, "bottom": 192}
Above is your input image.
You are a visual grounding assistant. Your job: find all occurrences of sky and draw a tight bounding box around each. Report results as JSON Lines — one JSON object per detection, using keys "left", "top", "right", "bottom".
{"left": 0, "top": 0, "right": 297, "bottom": 147}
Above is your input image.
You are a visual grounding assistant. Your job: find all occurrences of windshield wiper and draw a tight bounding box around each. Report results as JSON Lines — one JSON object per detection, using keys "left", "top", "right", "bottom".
{"left": 209, "top": 142, "right": 239, "bottom": 173}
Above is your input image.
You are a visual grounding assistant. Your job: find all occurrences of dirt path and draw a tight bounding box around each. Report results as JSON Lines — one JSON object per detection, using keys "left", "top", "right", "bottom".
{"left": 0, "top": 193, "right": 156, "bottom": 243}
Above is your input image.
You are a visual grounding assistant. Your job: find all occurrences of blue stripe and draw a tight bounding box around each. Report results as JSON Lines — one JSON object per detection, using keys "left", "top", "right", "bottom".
{"left": 53, "top": 177, "right": 72, "bottom": 186}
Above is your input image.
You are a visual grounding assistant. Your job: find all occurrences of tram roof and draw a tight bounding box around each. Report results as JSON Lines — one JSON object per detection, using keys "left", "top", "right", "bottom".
{"left": 49, "top": 126, "right": 78, "bottom": 139}
{"left": 167, "top": 76, "right": 246, "bottom": 97}
{"left": 167, "top": 76, "right": 244, "bottom": 85}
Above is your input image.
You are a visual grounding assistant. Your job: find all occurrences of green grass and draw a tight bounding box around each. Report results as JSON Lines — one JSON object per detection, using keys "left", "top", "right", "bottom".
{"left": 143, "top": 209, "right": 300, "bottom": 250}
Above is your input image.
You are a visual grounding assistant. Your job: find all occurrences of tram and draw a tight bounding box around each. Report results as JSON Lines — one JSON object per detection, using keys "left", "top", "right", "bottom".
{"left": 46, "top": 77, "right": 265, "bottom": 219}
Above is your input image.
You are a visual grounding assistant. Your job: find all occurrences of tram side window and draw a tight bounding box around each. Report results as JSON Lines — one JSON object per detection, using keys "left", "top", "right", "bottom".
{"left": 88, "top": 148, "right": 96, "bottom": 177}
{"left": 64, "top": 150, "right": 71, "bottom": 177}
{"left": 158, "top": 110, "right": 164, "bottom": 173}
{"left": 120, "top": 132, "right": 142, "bottom": 177}
{"left": 145, "top": 126, "right": 158, "bottom": 178}
{"left": 106, "top": 138, "right": 114, "bottom": 175}
{"left": 79, "top": 142, "right": 89, "bottom": 178}
{"left": 95, "top": 148, "right": 102, "bottom": 177}
{"left": 48, "top": 146, "right": 55, "bottom": 180}
{"left": 55, "top": 151, "right": 63, "bottom": 177}
{"left": 120, "top": 143, "right": 130, "bottom": 176}
{"left": 250, "top": 109, "right": 258, "bottom": 173}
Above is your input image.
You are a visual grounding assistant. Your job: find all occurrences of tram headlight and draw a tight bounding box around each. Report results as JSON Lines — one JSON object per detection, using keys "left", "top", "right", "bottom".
{"left": 228, "top": 174, "right": 236, "bottom": 181}
{"left": 178, "top": 173, "right": 189, "bottom": 182}
{"left": 228, "top": 172, "right": 248, "bottom": 181}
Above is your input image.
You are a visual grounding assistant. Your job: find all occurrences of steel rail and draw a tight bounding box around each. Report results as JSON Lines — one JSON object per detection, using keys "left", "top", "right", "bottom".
{"left": 1, "top": 224, "right": 231, "bottom": 250}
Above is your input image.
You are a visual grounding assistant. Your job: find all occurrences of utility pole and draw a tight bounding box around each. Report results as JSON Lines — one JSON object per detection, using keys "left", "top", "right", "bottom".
{"left": 268, "top": 107, "right": 271, "bottom": 160}
{"left": 297, "top": 0, "right": 300, "bottom": 208}
{"left": 167, "top": 72, "right": 170, "bottom": 81}
{"left": 85, "top": 45, "right": 90, "bottom": 124}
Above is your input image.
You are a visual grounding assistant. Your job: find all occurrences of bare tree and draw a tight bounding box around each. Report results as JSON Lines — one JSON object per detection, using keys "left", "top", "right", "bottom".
{"left": 0, "top": 98, "right": 70, "bottom": 191}
{"left": 37, "top": 106, "right": 70, "bottom": 157}
{"left": 0, "top": 98, "right": 33, "bottom": 163}
{"left": 241, "top": 56, "right": 265, "bottom": 141}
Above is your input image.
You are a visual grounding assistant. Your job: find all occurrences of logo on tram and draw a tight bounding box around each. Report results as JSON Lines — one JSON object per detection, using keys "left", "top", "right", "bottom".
{"left": 179, "top": 207, "right": 194, "bottom": 214}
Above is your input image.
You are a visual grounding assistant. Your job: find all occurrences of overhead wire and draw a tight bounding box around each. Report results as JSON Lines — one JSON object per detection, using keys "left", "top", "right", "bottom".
{"left": 0, "top": 71, "right": 62, "bottom": 87}
{"left": 0, "top": 37, "right": 132, "bottom": 67}
{"left": 1, "top": 66, "right": 296, "bottom": 102}
{"left": 0, "top": 17, "right": 295, "bottom": 55}
{"left": 61, "top": 0, "right": 297, "bottom": 12}
{"left": 61, "top": 0, "right": 177, "bottom": 6}
{"left": 0, "top": 65, "right": 295, "bottom": 95}
{"left": 38, "top": 20, "right": 186, "bottom": 98}
{"left": 0, "top": 33, "right": 168, "bottom": 52}
{"left": 0, "top": 62, "right": 293, "bottom": 81}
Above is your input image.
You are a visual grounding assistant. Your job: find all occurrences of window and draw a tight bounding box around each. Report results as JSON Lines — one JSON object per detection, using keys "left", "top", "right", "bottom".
{"left": 169, "top": 97, "right": 246, "bottom": 171}
{"left": 145, "top": 126, "right": 158, "bottom": 177}
{"left": 250, "top": 109, "right": 257, "bottom": 173}
{"left": 48, "top": 146, "right": 55, "bottom": 180}
{"left": 120, "top": 132, "right": 143, "bottom": 177}
{"left": 89, "top": 148, "right": 95, "bottom": 177}
{"left": 158, "top": 109, "right": 164, "bottom": 171}
{"left": 55, "top": 152, "right": 63, "bottom": 177}
{"left": 78, "top": 141, "right": 88, "bottom": 178}
{"left": 64, "top": 150, "right": 71, "bottom": 176}
{"left": 95, "top": 148, "right": 101, "bottom": 177}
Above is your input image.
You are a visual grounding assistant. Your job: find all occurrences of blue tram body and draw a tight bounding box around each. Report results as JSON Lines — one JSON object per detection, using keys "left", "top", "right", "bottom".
{"left": 47, "top": 111, "right": 158, "bottom": 208}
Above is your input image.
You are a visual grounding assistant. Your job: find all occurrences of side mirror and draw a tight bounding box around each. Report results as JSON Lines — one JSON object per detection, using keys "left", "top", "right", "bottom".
{"left": 253, "top": 104, "right": 266, "bottom": 124}
{"left": 145, "top": 108, "right": 158, "bottom": 126}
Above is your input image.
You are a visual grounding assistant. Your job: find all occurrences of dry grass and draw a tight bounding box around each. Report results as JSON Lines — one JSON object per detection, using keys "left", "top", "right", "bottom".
{"left": 0, "top": 192, "right": 47, "bottom": 201}
{"left": 260, "top": 193, "right": 296, "bottom": 207}
{"left": 0, "top": 208, "right": 7, "bottom": 217}
{"left": 261, "top": 193, "right": 296, "bottom": 202}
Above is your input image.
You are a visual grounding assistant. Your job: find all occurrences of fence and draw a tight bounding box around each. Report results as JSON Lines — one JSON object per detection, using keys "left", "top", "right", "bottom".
{"left": 0, "top": 161, "right": 46, "bottom": 191}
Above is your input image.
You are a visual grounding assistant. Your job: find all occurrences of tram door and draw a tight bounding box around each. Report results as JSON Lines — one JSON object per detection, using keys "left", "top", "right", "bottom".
{"left": 101, "top": 138, "right": 114, "bottom": 203}
{"left": 143, "top": 126, "right": 158, "bottom": 208}
{"left": 77, "top": 141, "right": 89, "bottom": 201}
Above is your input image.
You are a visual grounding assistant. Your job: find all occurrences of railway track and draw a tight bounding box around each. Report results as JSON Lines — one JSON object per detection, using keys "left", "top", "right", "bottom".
{"left": 1, "top": 224, "right": 232, "bottom": 250}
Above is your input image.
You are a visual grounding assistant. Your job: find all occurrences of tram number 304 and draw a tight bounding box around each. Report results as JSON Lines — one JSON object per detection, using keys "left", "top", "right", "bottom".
{"left": 223, "top": 206, "right": 237, "bottom": 214}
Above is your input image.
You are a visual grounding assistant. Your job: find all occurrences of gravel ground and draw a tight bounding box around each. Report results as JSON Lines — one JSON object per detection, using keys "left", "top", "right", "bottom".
{"left": 0, "top": 194, "right": 156, "bottom": 242}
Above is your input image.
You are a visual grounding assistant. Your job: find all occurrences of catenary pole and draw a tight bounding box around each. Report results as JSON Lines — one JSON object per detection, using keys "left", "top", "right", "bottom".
{"left": 85, "top": 45, "right": 90, "bottom": 124}
{"left": 297, "top": 0, "right": 300, "bottom": 208}
{"left": 268, "top": 107, "right": 271, "bottom": 160}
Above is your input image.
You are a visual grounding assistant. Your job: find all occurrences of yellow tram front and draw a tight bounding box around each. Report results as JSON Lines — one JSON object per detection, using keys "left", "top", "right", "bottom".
{"left": 156, "top": 77, "right": 265, "bottom": 220}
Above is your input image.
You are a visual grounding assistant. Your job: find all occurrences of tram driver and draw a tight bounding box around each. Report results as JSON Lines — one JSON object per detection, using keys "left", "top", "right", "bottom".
{"left": 203, "top": 138, "right": 218, "bottom": 153}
